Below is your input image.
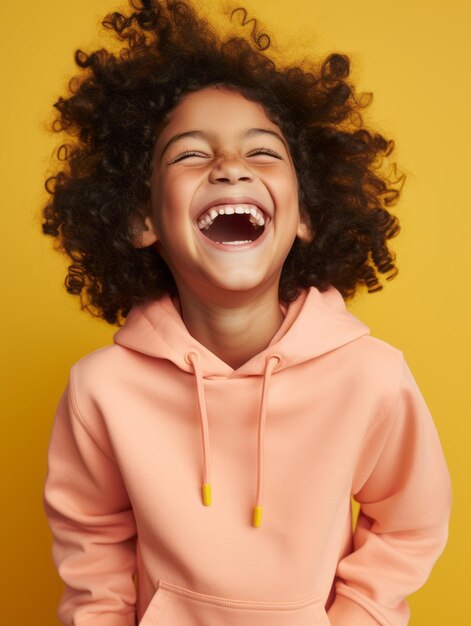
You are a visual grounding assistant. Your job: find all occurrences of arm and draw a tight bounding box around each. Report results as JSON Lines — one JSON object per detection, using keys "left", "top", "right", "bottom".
{"left": 327, "top": 356, "right": 452, "bottom": 625}
{"left": 43, "top": 368, "right": 137, "bottom": 626}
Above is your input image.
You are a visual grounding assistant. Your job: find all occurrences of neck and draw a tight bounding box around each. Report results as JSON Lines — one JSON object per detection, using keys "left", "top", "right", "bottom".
{"left": 174, "top": 286, "right": 285, "bottom": 370}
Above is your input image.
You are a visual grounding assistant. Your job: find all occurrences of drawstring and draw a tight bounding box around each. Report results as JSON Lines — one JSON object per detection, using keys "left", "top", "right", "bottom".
{"left": 186, "top": 351, "right": 212, "bottom": 507}
{"left": 185, "top": 351, "right": 281, "bottom": 528}
{"left": 253, "top": 355, "right": 280, "bottom": 527}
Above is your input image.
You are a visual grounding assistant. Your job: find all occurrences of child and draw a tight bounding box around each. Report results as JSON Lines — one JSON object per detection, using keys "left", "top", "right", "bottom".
{"left": 42, "top": 1, "right": 452, "bottom": 625}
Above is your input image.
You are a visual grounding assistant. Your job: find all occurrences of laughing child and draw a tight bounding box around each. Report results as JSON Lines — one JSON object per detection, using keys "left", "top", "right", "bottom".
{"left": 42, "top": 1, "right": 452, "bottom": 625}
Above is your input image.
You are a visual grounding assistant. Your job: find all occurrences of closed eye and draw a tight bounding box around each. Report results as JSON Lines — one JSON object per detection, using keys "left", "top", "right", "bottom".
{"left": 168, "top": 150, "right": 207, "bottom": 164}
{"left": 168, "top": 146, "right": 283, "bottom": 164}
{"left": 248, "top": 147, "right": 283, "bottom": 159}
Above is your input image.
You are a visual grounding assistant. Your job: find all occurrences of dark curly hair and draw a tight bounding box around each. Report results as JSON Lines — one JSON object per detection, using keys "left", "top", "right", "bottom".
{"left": 41, "top": 0, "right": 404, "bottom": 325}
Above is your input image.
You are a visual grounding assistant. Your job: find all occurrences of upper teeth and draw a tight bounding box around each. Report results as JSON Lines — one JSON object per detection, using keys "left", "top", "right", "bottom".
{"left": 197, "top": 204, "right": 266, "bottom": 230}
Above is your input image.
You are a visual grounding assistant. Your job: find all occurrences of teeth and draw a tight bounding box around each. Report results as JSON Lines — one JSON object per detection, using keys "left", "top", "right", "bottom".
{"left": 197, "top": 204, "right": 266, "bottom": 230}
{"left": 219, "top": 240, "right": 252, "bottom": 245}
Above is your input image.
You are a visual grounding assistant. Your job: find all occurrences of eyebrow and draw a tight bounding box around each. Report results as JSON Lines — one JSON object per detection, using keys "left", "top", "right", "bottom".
{"left": 159, "top": 128, "right": 288, "bottom": 159}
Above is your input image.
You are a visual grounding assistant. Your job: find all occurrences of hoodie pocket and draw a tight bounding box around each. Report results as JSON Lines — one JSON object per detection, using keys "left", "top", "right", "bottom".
{"left": 138, "top": 579, "right": 328, "bottom": 626}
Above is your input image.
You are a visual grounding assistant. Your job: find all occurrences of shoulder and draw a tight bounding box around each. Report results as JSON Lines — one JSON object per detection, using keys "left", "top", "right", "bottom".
{"left": 334, "top": 334, "right": 408, "bottom": 408}
{"left": 69, "top": 343, "right": 133, "bottom": 397}
{"left": 71, "top": 343, "right": 119, "bottom": 375}
{"left": 348, "top": 334, "right": 405, "bottom": 376}
{"left": 356, "top": 334, "right": 404, "bottom": 360}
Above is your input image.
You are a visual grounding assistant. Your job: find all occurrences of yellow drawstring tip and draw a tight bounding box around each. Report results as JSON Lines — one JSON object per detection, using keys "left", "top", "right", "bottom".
{"left": 253, "top": 505, "right": 263, "bottom": 527}
{"left": 202, "top": 483, "right": 212, "bottom": 506}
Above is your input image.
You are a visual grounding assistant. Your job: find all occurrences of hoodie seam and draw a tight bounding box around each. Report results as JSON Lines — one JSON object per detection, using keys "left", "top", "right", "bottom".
{"left": 361, "top": 350, "right": 405, "bottom": 444}
{"left": 352, "top": 351, "right": 405, "bottom": 494}
{"left": 69, "top": 365, "right": 117, "bottom": 464}
{"left": 361, "top": 335, "right": 403, "bottom": 357}
{"left": 132, "top": 306, "right": 155, "bottom": 331}
{"left": 138, "top": 306, "right": 201, "bottom": 368}
{"left": 139, "top": 301, "right": 184, "bottom": 341}
{"left": 75, "top": 344, "right": 116, "bottom": 364}
{"left": 76, "top": 610, "right": 136, "bottom": 626}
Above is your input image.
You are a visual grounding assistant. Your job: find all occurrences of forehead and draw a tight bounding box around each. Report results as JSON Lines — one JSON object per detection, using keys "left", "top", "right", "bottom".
{"left": 156, "top": 86, "right": 282, "bottom": 142}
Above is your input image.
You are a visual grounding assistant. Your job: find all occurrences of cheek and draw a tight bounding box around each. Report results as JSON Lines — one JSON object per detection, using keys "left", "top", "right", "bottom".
{"left": 153, "top": 174, "right": 200, "bottom": 240}
{"left": 161, "top": 171, "right": 200, "bottom": 210}
{"left": 150, "top": 173, "right": 182, "bottom": 227}
{"left": 264, "top": 164, "right": 298, "bottom": 195}
{"left": 272, "top": 173, "right": 299, "bottom": 209}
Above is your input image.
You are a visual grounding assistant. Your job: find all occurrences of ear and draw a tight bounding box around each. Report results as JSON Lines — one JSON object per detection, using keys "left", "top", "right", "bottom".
{"left": 129, "top": 204, "right": 159, "bottom": 249}
{"left": 296, "top": 212, "right": 314, "bottom": 243}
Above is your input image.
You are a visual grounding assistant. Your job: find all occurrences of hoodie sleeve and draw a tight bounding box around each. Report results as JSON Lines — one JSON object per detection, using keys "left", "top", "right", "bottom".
{"left": 327, "top": 355, "right": 452, "bottom": 626}
{"left": 43, "top": 369, "right": 138, "bottom": 626}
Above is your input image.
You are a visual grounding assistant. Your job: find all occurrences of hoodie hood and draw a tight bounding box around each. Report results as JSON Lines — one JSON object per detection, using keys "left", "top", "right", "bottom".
{"left": 114, "top": 285, "right": 370, "bottom": 377}
{"left": 114, "top": 285, "right": 370, "bottom": 526}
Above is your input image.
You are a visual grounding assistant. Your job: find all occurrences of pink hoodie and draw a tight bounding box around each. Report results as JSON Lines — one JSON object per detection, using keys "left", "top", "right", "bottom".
{"left": 43, "top": 285, "right": 452, "bottom": 626}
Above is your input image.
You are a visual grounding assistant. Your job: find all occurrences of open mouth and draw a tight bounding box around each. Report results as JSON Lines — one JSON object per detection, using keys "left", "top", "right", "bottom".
{"left": 196, "top": 204, "right": 268, "bottom": 245}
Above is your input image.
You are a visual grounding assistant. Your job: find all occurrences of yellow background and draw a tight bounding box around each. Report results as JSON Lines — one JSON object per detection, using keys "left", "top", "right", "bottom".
{"left": 1, "top": 0, "right": 468, "bottom": 624}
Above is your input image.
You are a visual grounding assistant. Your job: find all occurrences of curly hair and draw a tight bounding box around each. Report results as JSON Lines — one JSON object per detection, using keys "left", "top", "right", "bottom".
{"left": 41, "top": 0, "right": 403, "bottom": 325}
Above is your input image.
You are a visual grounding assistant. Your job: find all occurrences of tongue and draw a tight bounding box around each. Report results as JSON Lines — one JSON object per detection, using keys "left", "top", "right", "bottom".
{"left": 203, "top": 213, "right": 263, "bottom": 243}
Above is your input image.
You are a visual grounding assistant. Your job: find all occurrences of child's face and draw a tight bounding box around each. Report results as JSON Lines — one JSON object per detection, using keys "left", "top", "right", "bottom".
{"left": 135, "top": 85, "right": 311, "bottom": 300}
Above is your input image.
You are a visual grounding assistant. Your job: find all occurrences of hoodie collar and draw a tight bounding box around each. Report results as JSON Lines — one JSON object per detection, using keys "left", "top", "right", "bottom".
{"left": 113, "top": 285, "right": 370, "bottom": 378}
{"left": 113, "top": 285, "right": 370, "bottom": 527}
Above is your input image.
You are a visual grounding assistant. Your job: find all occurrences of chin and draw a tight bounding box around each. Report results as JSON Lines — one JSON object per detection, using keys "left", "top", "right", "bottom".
{"left": 213, "top": 275, "right": 279, "bottom": 295}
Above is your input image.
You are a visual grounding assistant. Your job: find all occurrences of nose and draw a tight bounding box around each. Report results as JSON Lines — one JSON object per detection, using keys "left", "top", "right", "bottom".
{"left": 208, "top": 155, "right": 254, "bottom": 184}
